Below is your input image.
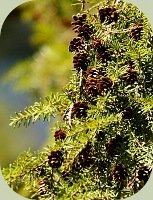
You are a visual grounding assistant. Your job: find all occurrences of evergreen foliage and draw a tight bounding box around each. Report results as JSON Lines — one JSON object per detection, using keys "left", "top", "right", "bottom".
{"left": 2, "top": 0, "right": 153, "bottom": 199}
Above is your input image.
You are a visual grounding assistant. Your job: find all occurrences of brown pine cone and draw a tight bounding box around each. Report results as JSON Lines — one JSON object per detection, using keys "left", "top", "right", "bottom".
{"left": 92, "top": 39, "right": 110, "bottom": 62}
{"left": 99, "top": 7, "right": 118, "bottom": 24}
{"left": 73, "top": 52, "right": 90, "bottom": 72}
{"left": 100, "top": 77, "right": 113, "bottom": 90}
{"left": 48, "top": 150, "right": 63, "bottom": 169}
{"left": 78, "top": 142, "right": 93, "bottom": 168}
{"left": 69, "top": 37, "right": 85, "bottom": 52}
{"left": 138, "top": 166, "right": 152, "bottom": 184}
{"left": 112, "top": 164, "right": 127, "bottom": 182}
{"left": 84, "top": 78, "right": 100, "bottom": 97}
{"left": 85, "top": 68, "right": 101, "bottom": 79}
{"left": 84, "top": 77, "right": 113, "bottom": 97}
{"left": 71, "top": 13, "right": 93, "bottom": 40}
{"left": 77, "top": 24, "right": 93, "bottom": 40}
{"left": 72, "top": 14, "right": 87, "bottom": 25}
{"left": 131, "top": 24, "right": 143, "bottom": 40}
{"left": 71, "top": 102, "right": 88, "bottom": 118}
{"left": 54, "top": 129, "right": 66, "bottom": 141}
{"left": 124, "top": 67, "right": 138, "bottom": 84}
{"left": 38, "top": 180, "right": 47, "bottom": 195}
{"left": 72, "top": 14, "right": 87, "bottom": 31}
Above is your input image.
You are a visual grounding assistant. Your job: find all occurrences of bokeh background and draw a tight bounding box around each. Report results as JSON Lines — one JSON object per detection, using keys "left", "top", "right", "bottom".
{"left": 0, "top": 0, "right": 84, "bottom": 168}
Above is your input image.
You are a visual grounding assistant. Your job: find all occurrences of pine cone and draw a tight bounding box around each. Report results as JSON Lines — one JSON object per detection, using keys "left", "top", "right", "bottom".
{"left": 122, "top": 107, "right": 133, "bottom": 119}
{"left": 106, "top": 135, "right": 129, "bottom": 157}
{"left": 96, "top": 130, "right": 105, "bottom": 141}
{"left": 48, "top": 150, "right": 63, "bottom": 169}
{"left": 85, "top": 68, "right": 101, "bottom": 79}
{"left": 138, "top": 166, "right": 152, "bottom": 184}
{"left": 38, "top": 180, "right": 47, "bottom": 195}
{"left": 73, "top": 52, "right": 90, "bottom": 72}
{"left": 124, "top": 67, "right": 138, "bottom": 84}
{"left": 69, "top": 37, "right": 85, "bottom": 52}
{"left": 61, "top": 170, "right": 71, "bottom": 181}
{"left": 131, "top": 24, "right": 143, "bottom": 40}
{"left": 77, "top": 24, "right": 93, "bottom": 40}
{"left": 72, "top": 13, "right": 87, "bottom": 28}
{"left": 54, "top": 129, "right": 66, "bottom": 141}
{"left": 99, "top": 7, "right": 118, "bottom": 24}
{"left": 106, "top": 135, "right": 122, "bottom": 156}
{"left": 71, "top": 13, "right": 93, "bottom": 40}
{"left": 92, "top": 39, "right": 110, "bottom": 62}
{"left": 100, "top": 77, "right": 113, "bottom": 90}
{"left": 112, "top": 164, "right": 127, "bottom": 182}
{"left": 78, "top": 142, "right": 93, "bottom": 168}
{"left": 84, "top": 78, "right": 100, "bottom": 97}
{"left": 84, "top": 77, "right": 113, "bottom": 97}
{"left": 71, "top": 102, "right": 88, "bottom": 118}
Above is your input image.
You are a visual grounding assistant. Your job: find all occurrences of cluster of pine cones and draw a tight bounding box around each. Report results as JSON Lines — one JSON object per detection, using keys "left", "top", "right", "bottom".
{"left": 69, "top": 7, "right": 140, "bottom": 105}
{"left": 38, "top": 4, "right": 151, "bottom": 196}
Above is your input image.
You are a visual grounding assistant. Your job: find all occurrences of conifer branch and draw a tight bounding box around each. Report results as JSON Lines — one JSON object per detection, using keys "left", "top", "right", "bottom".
{"left": 62, "top": 113, "right": 122, "bottom": 172}
{"left": 9, "top": 93, "right": 68, "bottom": 128}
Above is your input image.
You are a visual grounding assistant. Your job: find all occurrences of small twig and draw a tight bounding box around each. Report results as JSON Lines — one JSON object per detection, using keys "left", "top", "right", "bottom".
{"left": 72, "top": 0, "right": 88, "bottom": 11}
{"left": 67, "top": 103, "right": 74, "bottom": 127}
{"left": 79, "top": 69, "right": 84, "bottom": 100}
{"left": 127, "top": 175, "right": 136, "bottom": 189}
{"left": 96, "top": 24, "right": 143, "bottom": 42}
{"left": 114, "top": 0, "right": 120, "bottom": 5}
{"left": 86, "top": 2, "right": 103, "bottom": 12}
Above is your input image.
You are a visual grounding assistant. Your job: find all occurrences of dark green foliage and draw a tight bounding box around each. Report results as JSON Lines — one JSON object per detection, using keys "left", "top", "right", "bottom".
{"left": 105, "top": 134, "right": 129, "bottom": 157}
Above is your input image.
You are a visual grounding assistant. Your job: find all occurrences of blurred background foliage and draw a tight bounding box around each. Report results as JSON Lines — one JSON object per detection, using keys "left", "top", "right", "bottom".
{"left": 2, "top": 0, "right": 79, "bottom": 97}
{"left": 0, "top": 0, "right": 97, "bottom": 168}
